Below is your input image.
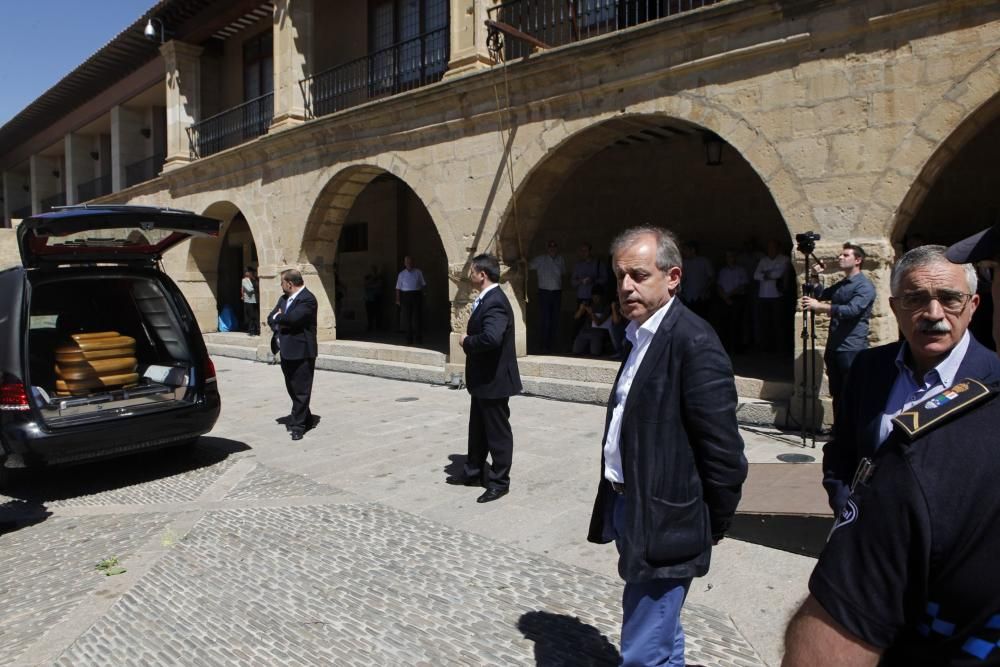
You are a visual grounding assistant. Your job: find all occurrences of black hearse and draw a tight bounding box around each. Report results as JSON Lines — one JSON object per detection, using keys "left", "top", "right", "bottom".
{"left": 0, "top": 205, "right": 222, "bottom": 485}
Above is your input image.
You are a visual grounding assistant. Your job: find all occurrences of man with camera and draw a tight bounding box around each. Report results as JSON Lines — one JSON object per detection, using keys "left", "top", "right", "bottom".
{"left": 800, "top": 242, "right": 876, "bottom": 419}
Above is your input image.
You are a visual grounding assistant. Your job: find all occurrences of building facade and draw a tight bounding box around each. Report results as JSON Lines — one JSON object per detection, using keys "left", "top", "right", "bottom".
{"left": 2, "top": 0, "right": 999, "bottom": 423}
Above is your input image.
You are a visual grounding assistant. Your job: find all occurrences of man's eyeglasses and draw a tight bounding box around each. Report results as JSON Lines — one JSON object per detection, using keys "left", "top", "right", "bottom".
{"left": 891, "top": 290, "right": 973, "bottom": 313}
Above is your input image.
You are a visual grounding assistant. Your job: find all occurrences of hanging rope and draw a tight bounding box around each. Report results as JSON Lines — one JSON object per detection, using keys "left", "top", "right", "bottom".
{"left": 486, "top": 26, "right": 528, "bottom": 302}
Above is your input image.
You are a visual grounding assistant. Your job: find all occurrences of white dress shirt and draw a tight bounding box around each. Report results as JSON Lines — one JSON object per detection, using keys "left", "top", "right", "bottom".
{"left": 529, "top": 254, "right": 566, "bottom": 291}
{"left": 754, "top": 254, "right": 790, "bottom": 299}
{"left": 396, "top": 268, "right": 427, "bottom": 292}
{"left": 472, "top": 283, "right": 499, "bottom": 313}
{"left": 603, "top": 297, "right": 676, "bottom": 483}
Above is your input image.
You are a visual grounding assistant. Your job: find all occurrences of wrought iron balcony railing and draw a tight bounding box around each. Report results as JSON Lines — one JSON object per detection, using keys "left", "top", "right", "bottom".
{"left": 40, "top": 192, "right": 66, "bottom": 213}
{"left": 487, "top": 0, "right": 720, "bottom": 58}
{"left": 187, "top": 93, "right": 274, "bottom": 159}
{"left": 301, "top": 28, "right": 449, "bottom": 119}
{"left": 124, "top": 153, "right": 166, "bottom": 188}
{"left": 77, "top": 174, "right": 112, "bottom": 202}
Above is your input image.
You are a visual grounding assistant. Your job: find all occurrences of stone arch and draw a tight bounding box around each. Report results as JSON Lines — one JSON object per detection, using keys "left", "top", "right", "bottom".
{"left": 183, "top": 199, "right": 263, "bottom": 332}
{"left": 877, "top": 53, "right": 1000, "bottom": 243}
{"left": 302, "top": 165, "right": 451, "bottom": 349}
{"left": 494, "top": 111, "right": 796, "bottom": 366}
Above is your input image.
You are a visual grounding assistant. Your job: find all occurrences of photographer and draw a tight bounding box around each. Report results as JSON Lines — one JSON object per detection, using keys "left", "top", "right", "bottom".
{"left": 799, "top": 242, "right": 876, "bottom": 419}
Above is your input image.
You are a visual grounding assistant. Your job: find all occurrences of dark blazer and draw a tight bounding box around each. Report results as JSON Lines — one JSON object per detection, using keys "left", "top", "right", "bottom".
{"left": 462, "top": 284, "right": 522, "bottom": 399}
{"left": 823, "top": 335, "right": 1000, "bottom": 513}
{"left": 266, "top": 287, "right": 318, "bottom": 360}
{"left": 587, "top": 300, "right": 748, "bottom": 582}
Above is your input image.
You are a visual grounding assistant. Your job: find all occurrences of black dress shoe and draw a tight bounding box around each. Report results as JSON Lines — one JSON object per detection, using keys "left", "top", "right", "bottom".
{"left": 446, "top": 475, "right": 482, "bottom": 487}
{"left": 290, "top": 430, "right": 304, "bottom": 441}
{"left": 476, "top": 487, "right": 508, "bottom": 503}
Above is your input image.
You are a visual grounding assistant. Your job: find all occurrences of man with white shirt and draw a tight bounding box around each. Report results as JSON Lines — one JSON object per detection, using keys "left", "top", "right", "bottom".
{"left": 821, "top": 244, "right": 1000, "bottom": 515}
{"left": 587, "top": 227, "right": 747, "bottom": 666}
{"left": 528, "top": 240, "right": 567, "bottom": 352}
{"left": 754, "top": 240, "right": 791, "bottom": 353}
{"left": 395, "top": 255, "right": 427, "bottom": 345}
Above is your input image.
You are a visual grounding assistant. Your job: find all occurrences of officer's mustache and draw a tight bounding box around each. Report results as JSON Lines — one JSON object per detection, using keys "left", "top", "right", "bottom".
{"left": 916, "top": 319, "right": 952, "bottom": 334}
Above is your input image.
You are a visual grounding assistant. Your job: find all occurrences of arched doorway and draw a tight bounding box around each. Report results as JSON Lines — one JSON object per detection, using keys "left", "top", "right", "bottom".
{"left": 186, "top": 202, "right": 259, "bottom": 333}
{"left": 894, "top": 95, "right": 1000, "bottom": 348}
{"left": 303, "top": 167, "right": 450, "bottom": 351}
{"left": 499, "top": 115, "right": 793, "bottom": 380}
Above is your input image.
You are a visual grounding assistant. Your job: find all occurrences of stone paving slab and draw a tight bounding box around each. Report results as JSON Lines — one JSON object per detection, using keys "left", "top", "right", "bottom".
{"left": 0, "top": 513, "right": 172, "bottom": 666}
{"left": 57, "top": 501, "right": 764, "bottom": 667}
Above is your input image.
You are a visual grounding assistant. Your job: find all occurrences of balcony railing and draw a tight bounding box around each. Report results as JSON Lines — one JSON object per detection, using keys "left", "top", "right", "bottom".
{"left": 124, "top": 153, "right": 166, "bottom": 188}
{"left": 11, "top": 205, "right": 32, "bottom": 220}
{"left": 301, "top": 28, "right": 450, "bottom": 119}
{"left": 77, "top": 174, "right": 112, "bottom": 202}
{"left": 187, "top": 93, "right": 274, "bottom": 159}
{"left": 40, "top": 192, "right": 66, "bottom": 213}
{"left": 487, "top": 0, "right": 721, "bottom": 58}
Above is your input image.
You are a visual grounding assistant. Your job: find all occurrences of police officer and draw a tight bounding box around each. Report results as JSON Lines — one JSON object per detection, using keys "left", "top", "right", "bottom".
{"left": 783, "top": 221, "right": 1000, "bottom": 666}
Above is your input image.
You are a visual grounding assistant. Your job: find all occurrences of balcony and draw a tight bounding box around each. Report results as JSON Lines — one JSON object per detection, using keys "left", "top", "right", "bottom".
{"left": 301, "top": 28, "right": 450, "bottom": 119}
{"left": 487, "top": 0, "right": 722, "bottom": 58}
{"left": 187, "top": 93, "right": 274, "bottom": 159}
{"left": 77, "top": 174, "right": 112, "bottom": 202}
{"left": 124, "top": 153, "right": 166, "bottom": 188}
{"left": 40, "top": 192, "right": 66, "bottom": 213}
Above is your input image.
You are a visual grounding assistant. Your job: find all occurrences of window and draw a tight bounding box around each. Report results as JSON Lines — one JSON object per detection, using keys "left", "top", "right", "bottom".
{"left": 368, "top": 0, "right": 449, "bottom": 93}
{"left": 243, "top": 30, "right": 274, "bottom": 101}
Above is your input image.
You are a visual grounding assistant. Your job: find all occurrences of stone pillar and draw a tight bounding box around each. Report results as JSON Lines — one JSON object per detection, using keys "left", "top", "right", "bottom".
{"left": 160, "top": 41, "right": 203, "bottom": 170}
{"left": 111, "top": 105, "right": 147, "bottom": 191}
{"left": 1, "top": 173, "right": 10, "bottom": 227}
{"left": 30, "top": 155, "right": 61, "bottom": 213}
{"left": 271, "top": 0, "right": 313, "bottom": 131}
{"left": 443, "top": 0, "right": 494, "bottom": 79}
{"left": 64, "top": 133, "right": 92, "bottom": 205}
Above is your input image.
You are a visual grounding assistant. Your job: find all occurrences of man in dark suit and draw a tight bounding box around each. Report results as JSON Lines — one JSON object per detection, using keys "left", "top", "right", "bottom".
{"left": 587, "top": 227, "right": 747, "bottom": 666}
{"left": 822, "top": 244, "right": 1000, "bottom": 514}
{"left": 267, "top": 268, "right": 318, "bottom": 442}
{"left": 448, "top": 253, "right": 522, "bottom": 504}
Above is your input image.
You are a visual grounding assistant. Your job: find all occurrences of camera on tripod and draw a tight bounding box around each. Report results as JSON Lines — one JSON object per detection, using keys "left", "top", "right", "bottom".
{"left": 795, "top": 231, "right": 821, "bottom": 255}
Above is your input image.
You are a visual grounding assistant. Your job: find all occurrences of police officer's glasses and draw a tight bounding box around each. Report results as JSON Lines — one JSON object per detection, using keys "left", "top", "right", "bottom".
{"left": 892, "top": 289, "right": 973, "bottom": 313}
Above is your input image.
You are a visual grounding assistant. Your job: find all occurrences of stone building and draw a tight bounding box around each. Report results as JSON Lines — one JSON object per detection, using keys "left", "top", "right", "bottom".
{"left": 1, "top": 0, "right": 998, "bottom": 425}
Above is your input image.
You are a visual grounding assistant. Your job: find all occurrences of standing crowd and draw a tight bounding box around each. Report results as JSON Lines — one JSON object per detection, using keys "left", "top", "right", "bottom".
{"left": 257, "top": 217, "right": 1000, "bottom": 666}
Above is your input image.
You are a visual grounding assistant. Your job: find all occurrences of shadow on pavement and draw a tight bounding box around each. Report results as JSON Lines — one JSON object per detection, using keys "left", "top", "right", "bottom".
{"left": 518, "top": 610, "right": 619, "bottom": 666}
{"left": 443, "top": 453, "right": 468, "bottom": 478}
{"left": 0, "top": 436, "right": 250, "bottom": 535}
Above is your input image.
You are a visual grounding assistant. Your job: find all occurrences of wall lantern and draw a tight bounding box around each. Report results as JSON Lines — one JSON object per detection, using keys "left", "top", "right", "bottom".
{"left": 52, "top": 170, "right": 60, "bottom": 178}
{"left": 139, "top": 128, "right": 152, "bottom": 139}
{"left": 89, "top": 151, "right": 100, "bottom": 161}
{"left": 143, "top": 17, "right": 166, "bottom": 43}
{"left": 703, "top": 132, "right": 724, "bottom": 167}
{"left": 22, "top": 185, "right": 29, "bottom": 192}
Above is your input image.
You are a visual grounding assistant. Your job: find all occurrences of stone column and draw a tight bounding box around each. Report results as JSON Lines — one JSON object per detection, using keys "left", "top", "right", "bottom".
{"left": 160, "top": 41, "right": 204, "bottom": 170}
{"left": 271, "top": 0, "right": 313, "bottom": 131}
{"left": 64, "top": 133, "right": 92, "bottom": 205}
{"left": 111, "top": 105, "right": 147, "bottom": 191}
{"left": 444, "top": 0, "right": 494, "bottom": 79}
{"left": 30, "top": 155, "right": 61, "bottom": 213}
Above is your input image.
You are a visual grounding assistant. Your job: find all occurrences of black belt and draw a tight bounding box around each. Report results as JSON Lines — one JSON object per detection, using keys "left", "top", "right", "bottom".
{"left": 610, "top": 481, "right": 625, "bottom": 495}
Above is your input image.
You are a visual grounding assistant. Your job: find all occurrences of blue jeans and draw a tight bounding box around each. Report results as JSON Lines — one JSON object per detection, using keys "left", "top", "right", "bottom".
{"left": 613, "top": 495, "right": 692, "bottom": 666}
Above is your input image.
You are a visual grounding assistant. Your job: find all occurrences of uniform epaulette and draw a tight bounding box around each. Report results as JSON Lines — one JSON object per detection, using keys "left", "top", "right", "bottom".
{"left": 892, "top": 378, "right": 996, "bottom": 443}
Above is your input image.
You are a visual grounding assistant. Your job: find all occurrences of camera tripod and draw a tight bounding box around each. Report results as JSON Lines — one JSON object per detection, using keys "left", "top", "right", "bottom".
{"left": 799, "top": 251, "right": 822, "bottom": 448}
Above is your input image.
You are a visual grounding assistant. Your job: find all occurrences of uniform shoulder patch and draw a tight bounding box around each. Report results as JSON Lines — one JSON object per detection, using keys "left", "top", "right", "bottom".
{"left": 892, "top": 378, "right": 995, "bottom": 442}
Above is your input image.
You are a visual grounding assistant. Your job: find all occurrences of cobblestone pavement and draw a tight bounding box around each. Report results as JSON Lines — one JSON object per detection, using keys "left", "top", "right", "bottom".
{"left": 0, "top": 356, "right": 813, "bottom": 665}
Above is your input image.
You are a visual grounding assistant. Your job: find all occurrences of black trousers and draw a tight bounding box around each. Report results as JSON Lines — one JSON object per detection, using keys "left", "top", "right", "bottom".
{"left": 280, "top": 357, "right": 315, "bottom": 432}
{"left": 825, "top": 348, "right": 860, "bottom": 422}
{"left": 243, "top": 301, "right": 259, "bottom": 335}
{"left": 400, "top": 291, "right": 423, "bottom": 344}
{"left": 464, "top": 396, "right": 513, "bottom": 490}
